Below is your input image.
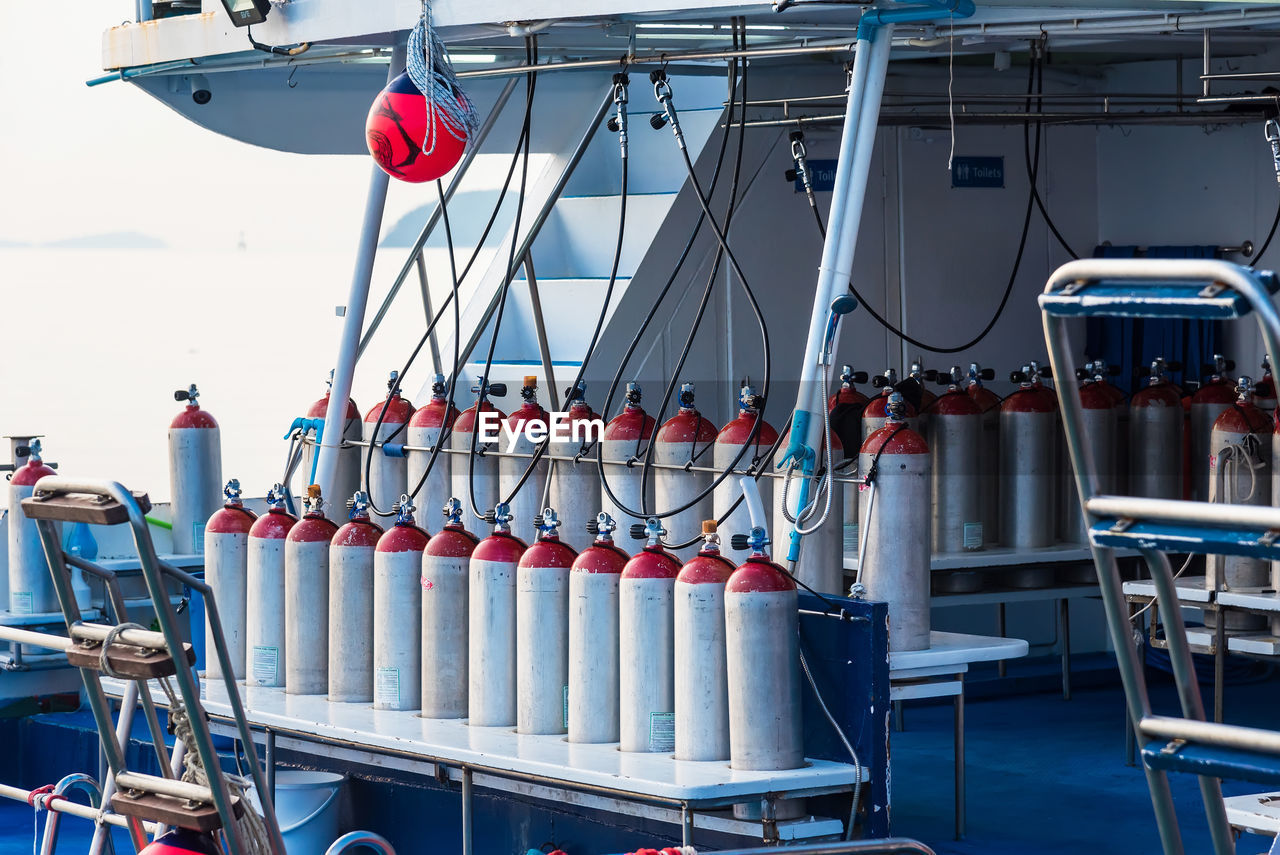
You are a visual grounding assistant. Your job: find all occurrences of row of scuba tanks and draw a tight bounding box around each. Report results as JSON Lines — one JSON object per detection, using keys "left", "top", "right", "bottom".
{"left": 205, "top": 482, "right": 803, "bottom": 772}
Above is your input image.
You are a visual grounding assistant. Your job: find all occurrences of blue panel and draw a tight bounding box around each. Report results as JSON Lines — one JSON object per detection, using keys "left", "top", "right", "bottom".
{"left": 950, "top": 156, "right": 1004, "bottom": 188}
{"left": 1142, "top": 740, "right": 1280, "bottom": 785}
{"left": 797, "top": 592, "right": 890, "bottom": 838}
{"left": 1091, "top": 520, "right": 1280, "bottom": 560}
{"left": 795, "top": 159, "right": 838, "bottom": 193}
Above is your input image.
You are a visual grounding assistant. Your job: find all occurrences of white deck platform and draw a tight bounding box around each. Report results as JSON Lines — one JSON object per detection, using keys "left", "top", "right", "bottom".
{"left": 192, "top": 681, "right": 862, "bottom": 808}
{"left": 888, "top": 631, "right": 1029, "bottom": 676}
{"left": 1122, "top": 575, "right": 1214, "bottom": 604}
{"left": 846, "top": 543, "right": 1130, "bottom": 573}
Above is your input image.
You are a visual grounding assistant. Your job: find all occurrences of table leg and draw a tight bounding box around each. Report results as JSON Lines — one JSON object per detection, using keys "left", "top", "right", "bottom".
{"left": 1060, "top": 598, "right": 1072, "bottom": 701}
{"left": 681, "top": 803, "right": 693, "bottom": 847}
{"left": 1125, "top": 599, "right": 1138, "bottom": 766}
{"left": 954, "top": 674, "right": 965, "bottom": 840}
{"left": 1214, "top": 611, "right": 1225, "bottom": 724}
{"left": 997, "top": 602, "right": 1007, "bottom": 678}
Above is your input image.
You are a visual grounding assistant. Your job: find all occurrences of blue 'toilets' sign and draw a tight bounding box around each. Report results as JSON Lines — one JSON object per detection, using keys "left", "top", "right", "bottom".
{"left": 794, "top": 159, "right": 839, "bottom": 192}
{"left": 951, "top": 156, "right": 1004, "bottom": 188}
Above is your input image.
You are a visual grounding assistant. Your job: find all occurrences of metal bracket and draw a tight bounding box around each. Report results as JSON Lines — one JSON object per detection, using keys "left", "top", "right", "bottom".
{"left": 1199, "top": 282, "right": 1226, "bottom": 299}
{"left": 1160, "top": 738, "right": 1187, "bottom": 756}
{"left": 1110, "top": 517, "right": 1136, "bottom": 533}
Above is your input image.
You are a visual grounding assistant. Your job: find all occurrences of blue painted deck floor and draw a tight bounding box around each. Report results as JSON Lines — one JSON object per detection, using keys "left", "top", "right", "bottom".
{"left": 1, "top": 672, "right": 1278, "bottom": 854}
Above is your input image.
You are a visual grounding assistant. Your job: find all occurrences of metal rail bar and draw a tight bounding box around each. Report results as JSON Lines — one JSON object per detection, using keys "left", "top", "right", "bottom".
{"left": 456, "top": 86, "right": 615, "bottom": 369}
{"left": 1086, "top": 495, "right": 1280, "bottom": 529}
{"left": 523, "top": 255, "right": 560, "bottom": 412}
{"left": 416, "top": 254, "right": 442, "bottom": 376}
{"left": 738, "top": 110, "right": 1266, "bottom": 128}
{"left": 1141, "top": 715, "right": 1280, "bottom": 754}
{"left": 0, "top": 783, "right": 160, "bottom": 835}
{"left": 326, "top": 831, "right": 397, "bottom": 855}
{"left": 355, "top": 76, "right": 519, "bottom": 359}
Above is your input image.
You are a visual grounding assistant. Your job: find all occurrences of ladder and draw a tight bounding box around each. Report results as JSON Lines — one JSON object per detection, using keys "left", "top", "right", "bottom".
{"left": 20, "top": 477, "right": 286, "bottom": 854}
{"left": 1041, "top": 258, "right": 1280, "bottom": 855}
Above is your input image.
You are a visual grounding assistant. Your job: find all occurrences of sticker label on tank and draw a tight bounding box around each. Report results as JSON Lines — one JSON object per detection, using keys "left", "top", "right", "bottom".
{"left": 192, "top": 524, "right": 205, "bottom": 553}
{"left": 649, "top": 712, "right": 675, "bottom": 753}
{"left": 963, "top": 523, "right": 983, "bottom": 550}
{"left": 843, "top": 524, "right": 859, "bottom": 554}
{"left": 376, "top": 667, "right": 401, "bottom": 707}
{"left": 11, "top": 592, "right": 32, "bottom": 615}
{"left": 563, "top": 685, "right": 569, "bottom": 730}
{"left": 251, "top": 646, "right": 279, "bottom": 685}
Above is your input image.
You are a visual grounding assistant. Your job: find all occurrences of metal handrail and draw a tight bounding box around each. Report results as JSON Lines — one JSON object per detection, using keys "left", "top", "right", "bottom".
{"left": 1086, "top": 495, "right": 1280, "bottom": 530}
{"left": 325, "top": 831, "right": 397, "bottom": 855}
{"left": 713, "top": 839, "right": 936, "bottom": 855}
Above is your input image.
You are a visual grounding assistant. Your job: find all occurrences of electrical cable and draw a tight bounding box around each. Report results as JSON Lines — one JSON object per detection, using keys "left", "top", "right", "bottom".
{"left": 1024, "top": 44, "right": 1079, "bottom": 260}
{"left": 467, "top": 36, "right": 539, "bottom": 519}
{"left": 1255, "top": 195, "right": 1280, "bottom": 262}
{"left": 801, "top": 44, "right": 1042, "bottom": 355}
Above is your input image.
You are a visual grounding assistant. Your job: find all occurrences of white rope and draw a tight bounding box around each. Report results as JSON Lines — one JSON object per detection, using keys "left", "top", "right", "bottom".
{"left": 406, "top": 0, "right": 478, "bottom": 157}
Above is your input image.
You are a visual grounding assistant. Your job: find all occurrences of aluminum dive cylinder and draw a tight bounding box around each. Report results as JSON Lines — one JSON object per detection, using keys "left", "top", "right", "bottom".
{"left": 373, "top": 496, "right": 430, "bottom": 711}
{"left": 1209, "top": 377, "right": 1273, "bottom": 616}
{"left": 285, "top": 487, "right": 338, "bottom": 695}
{"left": 8, "top": 440, "right": 59, "bottom": 615}
{"left": 907, "top": 359, "right": 939, "bottom": 441}
{"left": 303, "top": 373, "right": 361, "bottom": 510}
{"left": 618, "top": 519, "right": 681, "bottom": 753}
{"left": 714, "top": 384, "right": 778, "bottom": 563}
{"left": 600, "top": 383, "right": 655, "bottom": 525}
{"left": 1191, "top": 356, "right": 1236, "bottom": 503}
{"left": 516, "top": 508, "right": 578, "bottom": 735}
{"left": 859, "top": 393, "right": 931, "bottom": 651}
{"left": 451, "top": 379, "right": 508, "bottom": 530}
{"left": 653, "top": 384, "right": 717, "bottom": 560}
{"left": 828, "top": 365, "right": 870, "bottom": 413}
{"left": 364, "top": 371, "right": 415, "bottom": 515}
{"left": 725, "top": 526, "right": 803, "bottom": 771}
{"left": 1257, "top": 358, "right": 1276, "bottom": 413}
{"left": 773, "top": 430, "right": 845, "bottom": 595}
{"left": 168, "top": 384, "right": 222, "bottom": 554}
{"left": 999, "top": 364, "right": 1058, "bottom": 549}
{"left": 549, "top": 382, "right": 602, "bottom": 544}
{"left": 328, "top": 492, "right": 384, "bottom": 703}
{"left": 863, "top": 369, "right": 918, "bottom": 444}
{"left": 926, "top": 369, "right": 983, "bottom": 553}
{"left": 246, "top": 485, "right": 295, "bottom": 687}
{"left": 965, "top": 364, "right": 1002, "bottom": 547}
{"left": 203, "top": 479, "right": 257, "bottom": 681}
{"left": 467, "top": 502, "right": 526, "bottom": 727}
{"left": 1063, "top": 376, "right": 1119, "bottom": 543}
{"left": 405, "top": 374, "right": 458, "bottom": 534}
{"left": 1129, "top": 359, "right": 1183, "bottom": 501}
{"left": 674, "top": 521, "right": 736, "bottom": 762}
{"left": 420, "top": 498, "right": 478, "bottom": 718}
{"left": 567, "top": 513, "right": 628, "bottom": 744}
{"left": 502, "top": 377, "right": 551, "bottom": 544}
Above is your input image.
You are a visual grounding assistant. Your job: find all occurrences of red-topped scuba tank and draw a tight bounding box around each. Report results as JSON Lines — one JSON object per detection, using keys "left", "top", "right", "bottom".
{"left": 420, "top": 498, "right": 478, "bottom": 719}
{"left": 713, "top": 382, "right": 778, "bottom": 563}
{"left": 965, "top": 364, "right": 1002, "bottom": 547}
{"left": 773, "top": 428, "right": 844, "bottom": 596}
{"left": 364, "top": 371, "right": 415, "bottom": 517}
{"left": 549, "top": 381, "right": 603, "bottom": 544}
{"left": 1209, "top": 376, "right": 1273, "bottom": 620}
{"left": 567, "top": 513, "right": 629, "bottom": 744}
{"left": 204, "top": 479, "right": 257, "bottom": 682}
{"left": 516, "top": 508, "right": 578, "bottom": 735}
{"left": 468, "top": 502, "right": 527, "bottom": 727}
{"left": 724, "top": 526, "right": 803, "bottom": 771}
{"left": 285, "top": 486, "right": 338, "bottom": 695}
{"left": 999, "top": 363, "right": 1059, "bottom": 549}
{"left": 829, "top": 365, "right": 870, "bottom": 459}
{"left": 328, "top": 491, "right": 384, "bottom": 703}
{"left": 451, "top": 378, "right": 507, "bottom": 530}
{"left": 653, "top": 384, "right": 717, "bottom": 560}
{"left": 1191, "top": 355, "right": 1236, "bottom": 503}
{"left": 1129, "top": 358, "right": 1183, "bottom": 501}
{"left": 1064, "top": 369, "right": 1119, "bottom": 544}
{"left": 828, "top": 364, "right": 870, "bottom": 412}
{"left": 926, "top": 368, "right": 983, "bottom": 553}
{"left": 674, "top": 521, "right": 736, "bottom": 762}
{"left": 138, "top": 829, "right": 221, "bottom": 855}
{"left": 619, "top": 519, "right": 681, "bottom": 753}
{"left": 406, "top": 374, "right": 458, "bottom": 535}
{"left": 907, "top": 358, "right": 939, "bottom": 440}
{"left": 502, "top": 376, "right": 550, "bottom": 544}
{"left": 859, "top": 393, "right": 931, "bottom": 650}
{"left": 600, "top": 382, "right": 656, "bottom": 525}
{"left": 373, "top": 495, "right": 431, "bottom": 711}
{"left": 302, "top": 371, "right": 361, "bottom": 515}
{"left": 8, "top": 439, "right": 59, "bottom": 615}
{"left": 246, "top": 485, "right": 296, "bottom": 687}
{"left": 863, "top": 368, "right": 919, "bottom": 444}
{"left": 169, "top": 384, "right": 222, "bottom": 555}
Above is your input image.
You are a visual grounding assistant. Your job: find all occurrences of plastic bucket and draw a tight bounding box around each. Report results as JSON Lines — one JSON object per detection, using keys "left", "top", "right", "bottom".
{"left": 262, "top": 770, "right": 345, "bottom": 855}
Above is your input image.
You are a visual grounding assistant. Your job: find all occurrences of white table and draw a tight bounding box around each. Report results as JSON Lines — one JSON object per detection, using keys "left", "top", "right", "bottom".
{"left": 1224, "top": 792, "right": 1280, "bottom": 837}
{"left": 888, "top": 632, "right": 1029, "bottom": 840}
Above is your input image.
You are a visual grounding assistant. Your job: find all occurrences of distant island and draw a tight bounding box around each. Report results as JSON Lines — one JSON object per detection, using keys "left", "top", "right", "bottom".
{"left": 43, "top": 231, "right": 169, "bottom": 250}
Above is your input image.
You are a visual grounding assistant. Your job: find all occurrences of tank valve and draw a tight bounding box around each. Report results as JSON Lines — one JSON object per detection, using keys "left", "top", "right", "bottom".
{"left": 442, "top": 497, "right": 464, "bottom": 526}
{"left": 266, "top": 483, "right": 287, "bottom": 510}
{"left": 533, "top": 507, "right": 561, "bottom": 535}
{"left": 393, "top": 494, "right": 416, "bottom": 524}
{"left": 223, "top": 479, "right": 243, "bottom": 505}
{"left": 174, "top": 384, "right": 200, "bottom": 404}
{"left": 586, "top": 511, "right": 617, "bottom": 538}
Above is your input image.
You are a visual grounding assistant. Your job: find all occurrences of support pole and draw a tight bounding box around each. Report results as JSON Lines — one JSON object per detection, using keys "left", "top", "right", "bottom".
{"left": 314, "top": 44, "right": 407, "bottom": 503}
{"left": 417, "top": 253, "right": 442, "bottom": 375}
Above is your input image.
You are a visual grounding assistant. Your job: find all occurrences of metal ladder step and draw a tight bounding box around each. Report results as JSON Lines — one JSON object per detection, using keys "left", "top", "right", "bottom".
{"left": 1038, "top": 258, "right": 1278, "bottom": 320}
{"left": 65, "top": 622, "right": 195, "bottom": 679}
{"left": 1087, "top": 496, "right": 1280, "bottom": 559}
{"left": 113, "top": 773, "right": 243, "bottom": 833}
{"left": 21, "top": 487, "right": 152, "bottom": 526}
